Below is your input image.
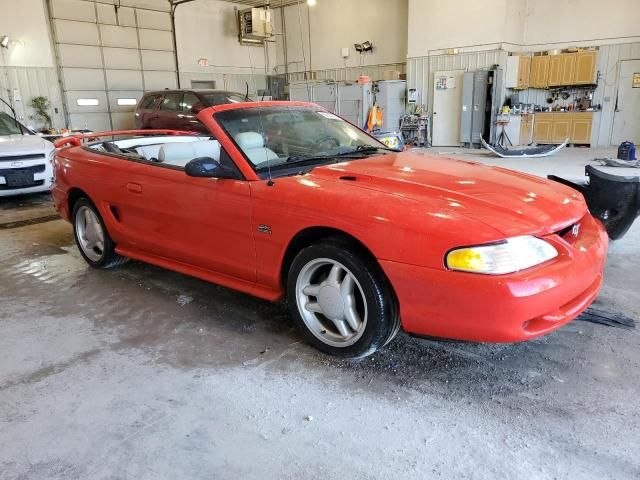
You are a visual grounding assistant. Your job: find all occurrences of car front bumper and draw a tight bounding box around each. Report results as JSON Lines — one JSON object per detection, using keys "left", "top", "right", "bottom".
{"left": 380, "top": 213, "right": 609, "bottom": 342}
{"left": 0, "top": 161, "right": 53, "bottom": 197}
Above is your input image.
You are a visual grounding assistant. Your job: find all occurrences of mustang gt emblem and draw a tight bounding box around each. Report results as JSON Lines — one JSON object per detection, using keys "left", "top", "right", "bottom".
{"left": 11, "top": 161, "right": 24, "bottom": 167}
{"left": 572, "top": 223, "right": 581, "bottom": 237}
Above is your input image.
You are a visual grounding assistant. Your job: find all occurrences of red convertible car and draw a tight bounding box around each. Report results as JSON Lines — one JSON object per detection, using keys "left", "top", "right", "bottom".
{"left": 52, "top": 102, "right": 608, "bottom": 358}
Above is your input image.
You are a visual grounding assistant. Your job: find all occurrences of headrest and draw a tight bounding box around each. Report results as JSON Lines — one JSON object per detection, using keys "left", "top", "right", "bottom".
{"left": 158, "top": 142, "right": 197, "bottom": 163}
{"left": 158, "top": 140, "right": 221, "bottom": 163}
{"left": 235, "top": 132, "right": 264, "bottom": 150}
{"left": 192, "top": 140, "right": 221, "bottom": 160}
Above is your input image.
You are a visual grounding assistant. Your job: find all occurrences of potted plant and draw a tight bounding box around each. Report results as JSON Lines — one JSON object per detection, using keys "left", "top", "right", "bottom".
{"left": 30, "top": 96, "right": 54, "bottom": 134}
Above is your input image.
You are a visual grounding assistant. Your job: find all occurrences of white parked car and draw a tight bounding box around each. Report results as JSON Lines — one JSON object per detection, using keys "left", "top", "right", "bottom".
{"left": 0, "top": 111, "right": 54, "bottom": 197}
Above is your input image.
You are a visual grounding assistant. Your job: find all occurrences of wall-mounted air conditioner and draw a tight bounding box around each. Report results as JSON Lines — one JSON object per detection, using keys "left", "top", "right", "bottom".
{"left": 238, "top": 7, "right": 273, "bottom": 45}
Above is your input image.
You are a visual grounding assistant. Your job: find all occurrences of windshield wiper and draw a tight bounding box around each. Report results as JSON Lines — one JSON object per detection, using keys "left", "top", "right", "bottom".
{"left": 354, "top": 145, "right": 398, "bottom": 153}
{"left": 256, "top": 146, "right": 396, "bottom": 173}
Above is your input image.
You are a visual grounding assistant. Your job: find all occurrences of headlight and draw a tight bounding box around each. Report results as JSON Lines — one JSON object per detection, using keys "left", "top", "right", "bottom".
{"left": 446, "top": 236, "right": 558, "bottom": 275}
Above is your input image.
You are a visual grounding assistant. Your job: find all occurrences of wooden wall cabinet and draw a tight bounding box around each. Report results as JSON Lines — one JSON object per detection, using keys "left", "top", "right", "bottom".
{"left": 561, "top": 53, "right": 577, "bottom": 85}
{"left": 548, "top": 55, "right": 564, "bottom": 86}
{"left": 534, "top": 112, "right": 594, "bottom": 145}
{"left": 506, "top": 55, "right": 530, "bottom": 89}
{"left": 574, "top": 51, "right": 597, "bottom": 84}
{"left": 530, "top": 56, "right": 550, "bottom": 88}
{"left": 547, "top": 52, "right": 596, "bottom": 87}
{"left": 518, "top": 56, "right": 531, "bottom": 89}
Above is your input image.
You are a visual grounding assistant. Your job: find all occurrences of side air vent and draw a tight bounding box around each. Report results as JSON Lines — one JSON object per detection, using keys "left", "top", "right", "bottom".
{"left": 339, "top": 175, "right": 357, "bottom": 181}
{"left": 109, "top": 205, "right": 121, "bottom": 222}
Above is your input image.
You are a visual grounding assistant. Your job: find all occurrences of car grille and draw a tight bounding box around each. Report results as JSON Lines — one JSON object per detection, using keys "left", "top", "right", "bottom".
{"left": 0, "top": 164, "right": 47, "bottom": 190}
{"left": 0, "top": 164, "right": 46, "bottom": 175}
{"left": 0, "top": 153, "right": 46, "bottom": 162}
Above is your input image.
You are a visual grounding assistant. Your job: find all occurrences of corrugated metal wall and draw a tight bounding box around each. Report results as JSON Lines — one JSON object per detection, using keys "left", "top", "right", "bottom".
{"left": 0, "top": 66, "right": 65, "bottom": 129}
{"left": 407, "top": 43, "right": 640, "bottom": 146}
{"left": 287, "top": 62, "right": 406, "bottom": 83}
{"left": 589, "top": 42, "right": 639, "bottom": 146}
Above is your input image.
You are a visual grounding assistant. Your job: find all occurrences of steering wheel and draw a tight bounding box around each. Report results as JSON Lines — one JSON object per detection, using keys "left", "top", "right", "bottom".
{"left": 313, "top": 135, "right": 340, "bottom": 152}
{"left": 102, "top": 142, "right": 124, "bottom": 155}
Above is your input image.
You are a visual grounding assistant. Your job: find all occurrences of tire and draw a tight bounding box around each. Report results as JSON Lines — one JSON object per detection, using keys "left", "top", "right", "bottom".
{"left": 72, "top": 198, "right": 127, "bottom": 269}
{"left": 287, "top": 237, "right": 400, "bottom": 358}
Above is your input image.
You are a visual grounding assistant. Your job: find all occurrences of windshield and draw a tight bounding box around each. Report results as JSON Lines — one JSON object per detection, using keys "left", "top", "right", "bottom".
{"left": 0, "top": 111, "right": 24, "bottom": 135}
{"left": 202, "top": 92, "right": 250, "bottom": 106}
{"left": 214, "top": 106, "right": 388, "bottom": 172}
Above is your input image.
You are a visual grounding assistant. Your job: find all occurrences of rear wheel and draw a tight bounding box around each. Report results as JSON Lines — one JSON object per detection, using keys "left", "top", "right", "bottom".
{"left": 72, "top": 198, "right": 127, "bottom": 269}
{"left": 287, "top": 239, "right": 399, "bottom": 358}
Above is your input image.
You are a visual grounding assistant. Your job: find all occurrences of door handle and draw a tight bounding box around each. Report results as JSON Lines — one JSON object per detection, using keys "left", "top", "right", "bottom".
{"left": 126, "top": 182, "right": 143, "bottom": 194}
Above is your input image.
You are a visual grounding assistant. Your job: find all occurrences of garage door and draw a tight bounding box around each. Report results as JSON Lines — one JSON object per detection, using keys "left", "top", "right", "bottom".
{"left": 48, "top": 0, "right": 177, "bottom": 131}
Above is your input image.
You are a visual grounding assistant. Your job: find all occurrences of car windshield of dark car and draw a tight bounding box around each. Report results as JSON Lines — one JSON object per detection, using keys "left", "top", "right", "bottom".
{"left": 202, "top": 92, "right": 249, "bottom": 106}
{"left": 214, "top": 106, "right": 386, "bottom": 172}
{"left": 0, "top": 112, "right": 23, "bottom": 136}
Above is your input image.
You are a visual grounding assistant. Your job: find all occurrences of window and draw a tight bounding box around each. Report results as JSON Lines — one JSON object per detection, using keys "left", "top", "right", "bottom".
{"left": 0, "top": 111, "right": 24, "bottom": 135}
{"left": 160, "top": 93, "right": 182, "bottom": 111}
{"left": 202, "top": 92, "right": 249, "bottom": 106}
{"left": 77, "top": 98, "right": 99, "bottom": 106}
{"left": 139, "top": 95, "right": 159, "bottom": 109}
{"left": 117, "top": 98, "right": 137, "bottom": 106}
{"left": 215, "top": 106, "right": 383, "bottom": 171}
{"left": 181, "top": 92, "right": 201, "bottom": 112}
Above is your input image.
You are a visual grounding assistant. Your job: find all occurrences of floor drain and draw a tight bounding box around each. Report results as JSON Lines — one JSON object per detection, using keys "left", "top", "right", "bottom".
{"left": 0, "top": 214, "right": 60, "bottom": 230}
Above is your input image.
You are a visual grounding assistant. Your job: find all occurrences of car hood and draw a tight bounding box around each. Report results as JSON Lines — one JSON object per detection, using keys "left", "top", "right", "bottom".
{"left": 0, "top": 134, "right": 54, "bottom": 156}
{"left": 309, "top": 151, "right": 587, "bottom": 237}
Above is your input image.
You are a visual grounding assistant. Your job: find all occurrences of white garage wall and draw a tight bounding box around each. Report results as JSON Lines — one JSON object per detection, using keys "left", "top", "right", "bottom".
{"left": 275, "top": 0, "right": 408, "bottom": 81}
{"left": 408, "top": 0, "right": 526, "bottom": 57}
{"left": 524, "top": 0, "right": 640, "bottom": 48}
{"left": 0, "top": 0, "right": 65, "bottom": 129}
{"left": 174, "top": 0, "right": 277, "bottom": 94}
{"left": 408, "top": 0, "right": 639, "bottom": 55}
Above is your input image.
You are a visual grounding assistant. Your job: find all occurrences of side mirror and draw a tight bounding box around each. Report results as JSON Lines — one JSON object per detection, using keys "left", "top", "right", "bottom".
{"left": 185, "top": 157, "right": 239, "bottom": 179}
{"left": 191, "top": 103, "right": 205, "bottom": 114}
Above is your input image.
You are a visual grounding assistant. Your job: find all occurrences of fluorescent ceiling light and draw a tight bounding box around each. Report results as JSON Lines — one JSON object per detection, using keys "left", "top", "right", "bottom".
{"left": 307, "top": 0, "right": 316, "bottom": 6}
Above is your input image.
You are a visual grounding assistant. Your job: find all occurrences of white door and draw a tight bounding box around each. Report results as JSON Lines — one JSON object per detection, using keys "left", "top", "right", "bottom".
{"left": 432, "top": 70, "right": 464, "bottom": 146}
{"left": 611, "top": 60, "right": 640, "bottom": 145}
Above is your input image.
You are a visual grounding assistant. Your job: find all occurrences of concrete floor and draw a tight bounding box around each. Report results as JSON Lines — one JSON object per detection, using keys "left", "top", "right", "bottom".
{"left": 1, "top": 147, "right": 639, "bottom": 479}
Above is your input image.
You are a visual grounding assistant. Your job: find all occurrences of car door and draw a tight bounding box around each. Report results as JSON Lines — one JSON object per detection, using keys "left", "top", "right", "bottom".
{"left": 153, "top": 93, "right": 183, "bottom": 130}
{"left": 115, "top": 144, "right": 255, "bottom": 283}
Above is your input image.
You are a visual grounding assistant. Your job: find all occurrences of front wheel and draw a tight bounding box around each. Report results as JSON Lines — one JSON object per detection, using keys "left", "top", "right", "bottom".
{"left": 287, "top": 239, "right": 399, "bottom": 358}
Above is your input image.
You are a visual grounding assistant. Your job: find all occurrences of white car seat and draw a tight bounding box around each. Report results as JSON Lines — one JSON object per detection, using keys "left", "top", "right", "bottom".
{"left": 136, "top": 144, "right": 162, "bottom": 161}
{"left": 157, "top": 140, "right": 221, "bottom": 168}
{"left": 235, "top": 132, "right": 278, "bottom": 165}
